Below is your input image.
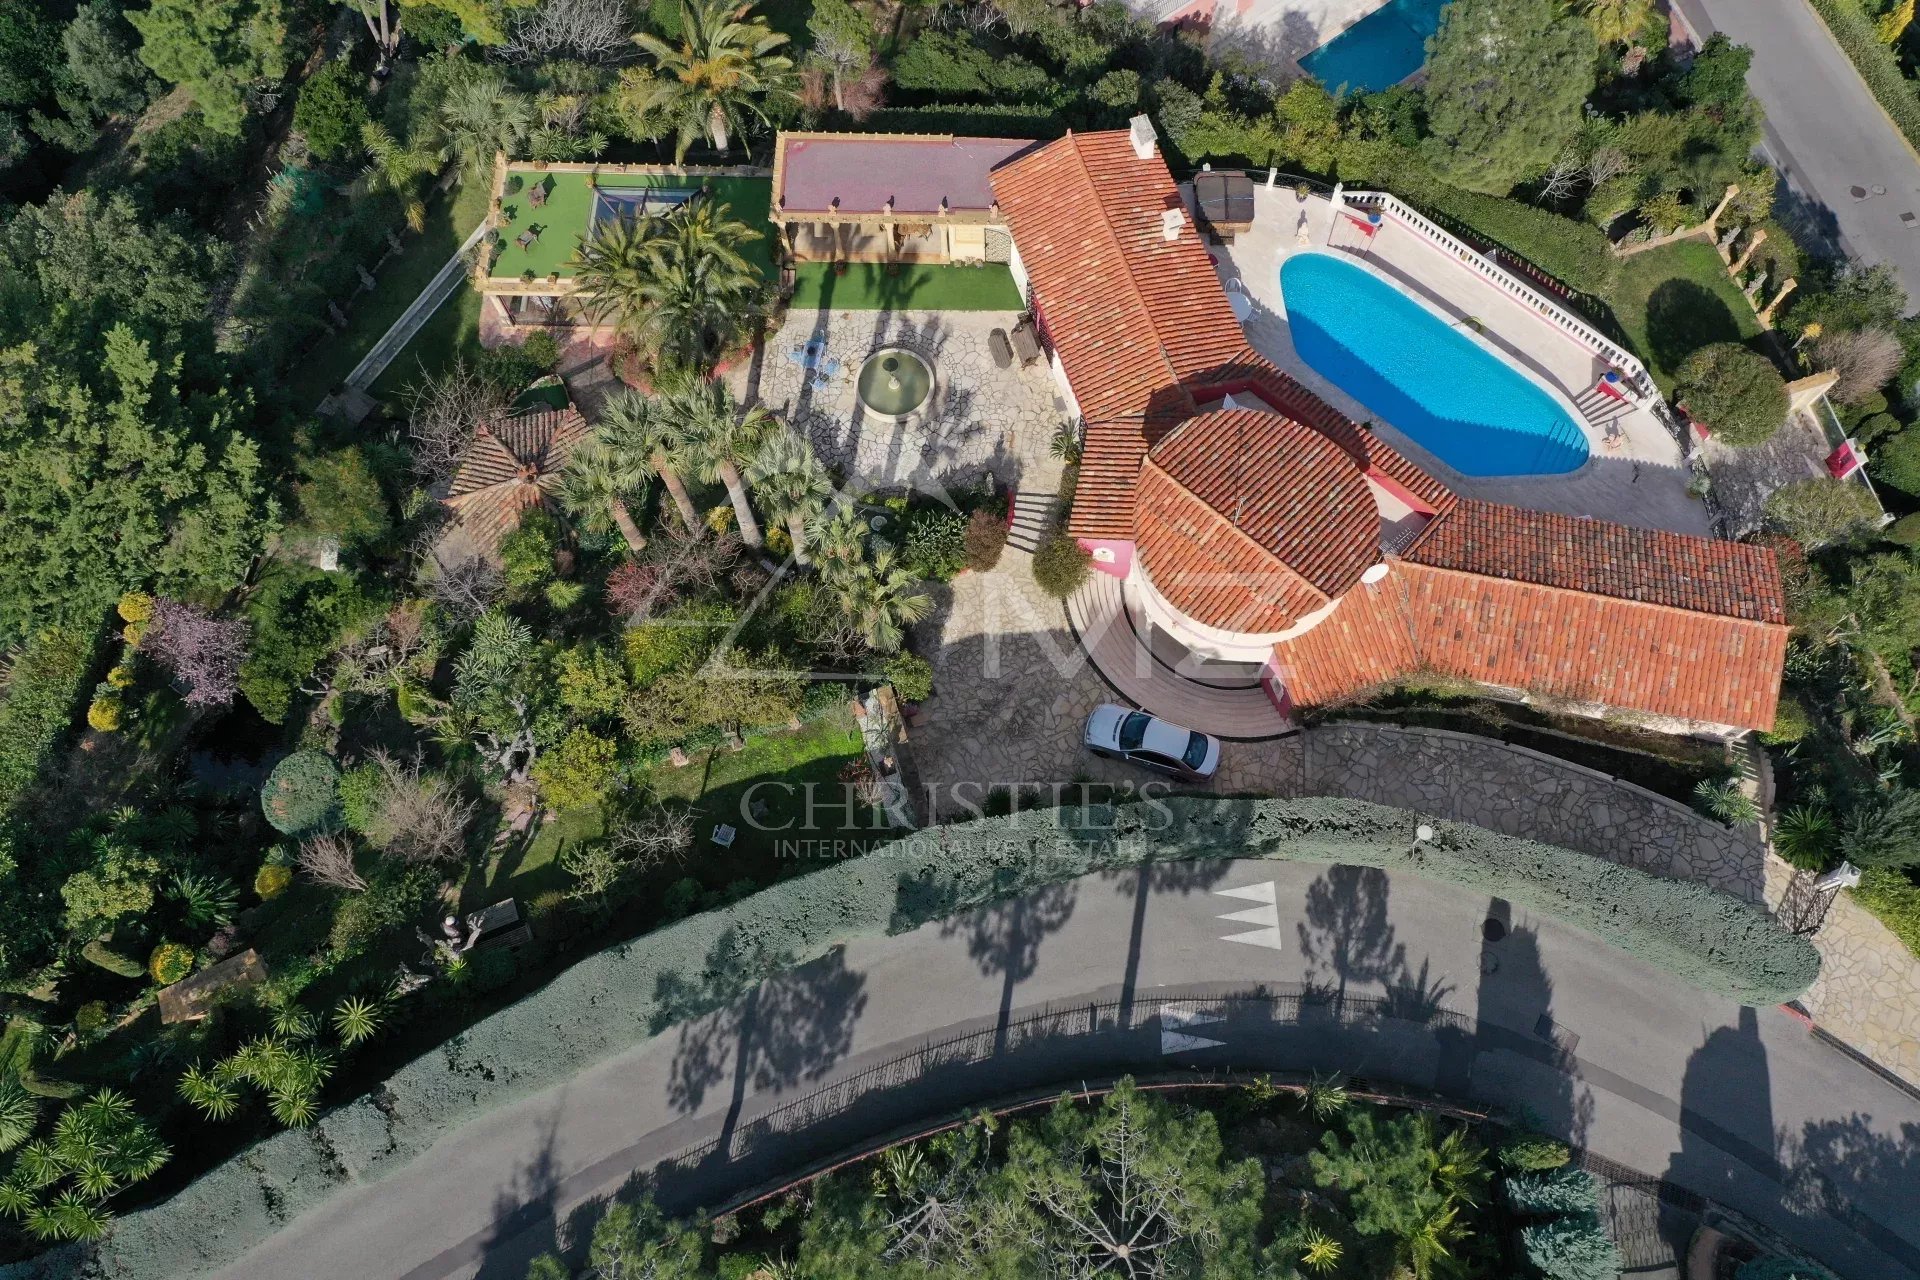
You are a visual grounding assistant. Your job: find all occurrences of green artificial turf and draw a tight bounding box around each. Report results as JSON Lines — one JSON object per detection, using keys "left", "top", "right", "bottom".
{"left": 493, "top": 170, "right": 776, "bottom": 282}
{"left": 789, "top": 262, "right": 1023, "bottom": 311}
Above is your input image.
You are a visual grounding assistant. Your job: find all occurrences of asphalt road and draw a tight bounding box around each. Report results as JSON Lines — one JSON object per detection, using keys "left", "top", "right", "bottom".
{"left": 1675, "top": 0, "right": 1920, "bottom": 313}
{"left": 207, "top": 861, "right": 1920, "bottom": 1280}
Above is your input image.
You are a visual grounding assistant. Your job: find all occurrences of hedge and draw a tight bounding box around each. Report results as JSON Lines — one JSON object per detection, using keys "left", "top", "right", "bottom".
{"left": 25, "top": 797, "right": 1817, "bottom": 1279}
{"left": 1804, "top": 0, "right": 1920, "bottom": 155}
{"left": 0, "top": 628, "right": 97, "bottom": 812}
{"left": 862, "top": 103, "right": 1070, "bottom": 140}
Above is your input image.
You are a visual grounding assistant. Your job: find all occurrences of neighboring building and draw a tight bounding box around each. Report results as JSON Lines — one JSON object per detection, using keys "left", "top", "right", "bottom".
{"left": 988, "top": 122, "right": 1789, "bottom": 737}
{"left": 442, "top": 406, "right": 589, "bottom": 558}
{"left": 769, "top": 132, "right": 1032, "bottom": 265}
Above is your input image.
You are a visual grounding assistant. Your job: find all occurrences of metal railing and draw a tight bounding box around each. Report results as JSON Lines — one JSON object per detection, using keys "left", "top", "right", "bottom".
{"left": 1338, "top": 188, "right": 1661, "bottom": 404}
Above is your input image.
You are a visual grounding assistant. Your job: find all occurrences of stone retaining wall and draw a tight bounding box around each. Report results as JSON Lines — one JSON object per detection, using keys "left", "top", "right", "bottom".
{"left": 1298, "top": 723, "right": 1765, "bottom": 904}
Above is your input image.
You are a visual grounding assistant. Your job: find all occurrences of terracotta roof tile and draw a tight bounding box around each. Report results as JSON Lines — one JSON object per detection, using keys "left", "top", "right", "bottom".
{"left": 1402, "top": 499, "right": 1785, "bottom": 625}
{"left": 1269, "top": 562, "right": 1788, "bottom": 730}
{"left": 1146, "top": 409, "right": 1378, "bottom": 597}
{"left": 444, "top": 406, "right": 589, "bottom": 554}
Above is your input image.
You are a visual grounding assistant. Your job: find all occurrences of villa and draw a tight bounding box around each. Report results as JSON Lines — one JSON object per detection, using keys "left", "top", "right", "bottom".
{"left": 471, "top": 123, "right": 1789, "bottom": 741}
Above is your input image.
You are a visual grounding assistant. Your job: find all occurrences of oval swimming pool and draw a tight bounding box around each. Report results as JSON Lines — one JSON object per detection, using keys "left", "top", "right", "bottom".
{"left": 1278, "top": 252, "right": 1589, "bottom": 477}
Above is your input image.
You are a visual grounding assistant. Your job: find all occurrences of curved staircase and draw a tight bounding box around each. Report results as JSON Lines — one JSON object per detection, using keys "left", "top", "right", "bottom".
{"left": 1066, "top": 571, "right": 1295, "bottom": 740}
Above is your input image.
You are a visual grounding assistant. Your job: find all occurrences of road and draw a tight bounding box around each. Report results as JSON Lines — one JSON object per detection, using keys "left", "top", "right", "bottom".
{"left": 1675, "top": 0, "right": 1920, "bottom": 313}
{"left": 205, "top": 861, "right": 1920, "bottom": 1280}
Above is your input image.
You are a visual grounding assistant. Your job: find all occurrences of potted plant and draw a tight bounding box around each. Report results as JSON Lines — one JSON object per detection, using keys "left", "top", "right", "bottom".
{"left": 1295, "top": 181, "right": 1311, "bottom": 202}
{"left": 521, "top": 269, "right": 536, "bottom": 284}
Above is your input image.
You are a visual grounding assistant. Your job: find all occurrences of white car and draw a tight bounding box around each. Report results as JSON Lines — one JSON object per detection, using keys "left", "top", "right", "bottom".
{"left": 1083, "top": 704, "right": 1222, "bottom": 781}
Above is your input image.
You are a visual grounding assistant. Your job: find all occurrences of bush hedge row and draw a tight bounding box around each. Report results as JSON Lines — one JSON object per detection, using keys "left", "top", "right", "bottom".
{"left": 1804, "top": 0, "right": 1920, "bottom": 153}
{"left": 863, "top": 102, "right": 1071, "bottom": 140}
{"left": 30, "top": 797, "right": 1818, "bottom": 1280}
{"left": 0, "top": 628, "right": 97, "bottom": 813}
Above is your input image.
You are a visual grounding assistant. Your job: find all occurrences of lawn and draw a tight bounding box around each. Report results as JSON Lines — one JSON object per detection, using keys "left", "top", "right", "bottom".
{"left": 1603, "top": 239, "right": 1764, "bottom": 392}
{"left": 288, "top": 175, "right": 493, "bottom": 409}
{"left": 790, "top": 262, "right": 1023, "bottom": 311}
{"left": 479, "top": 705, "right": 875, "bottom": 907}
{"left": 494, "top": 169, "right": 775, "bottom": 281}
{"left": 367, "top": 282, "right": 484, "bottom": 401}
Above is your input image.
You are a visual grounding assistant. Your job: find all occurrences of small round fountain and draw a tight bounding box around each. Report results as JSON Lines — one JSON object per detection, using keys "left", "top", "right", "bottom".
{"left": 855, "top": 347, "right": 933, "bottom": 424}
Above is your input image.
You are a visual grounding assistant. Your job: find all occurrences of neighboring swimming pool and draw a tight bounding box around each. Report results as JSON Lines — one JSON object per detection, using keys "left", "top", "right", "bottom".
{"left": 1279, "top": 252, "right": 1589, "bottom": 477}
{"left": 1299, "top": 0, "right": 1446, "bottom": 95}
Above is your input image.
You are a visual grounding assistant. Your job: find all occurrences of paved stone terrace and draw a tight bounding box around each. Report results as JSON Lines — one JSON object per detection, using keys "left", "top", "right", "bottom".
{"left": 1766, "top": 856, "right": 1920, "bottom": 1087}
{"left": 732, "top": 308, "right": 1070, "bottom": 500}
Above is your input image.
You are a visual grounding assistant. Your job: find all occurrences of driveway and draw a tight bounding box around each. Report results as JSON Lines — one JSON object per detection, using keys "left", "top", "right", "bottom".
{"left": 207, "top": 860, "right": 1920, "bottom": 1280}
{"left": 1675, "top": 0, "right": 1920, "bottom": 313}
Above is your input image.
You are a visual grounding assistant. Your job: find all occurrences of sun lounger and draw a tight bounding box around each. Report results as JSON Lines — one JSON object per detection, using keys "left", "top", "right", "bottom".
{"left": 989, "top": 328, "right": 1014, "bottom": 369}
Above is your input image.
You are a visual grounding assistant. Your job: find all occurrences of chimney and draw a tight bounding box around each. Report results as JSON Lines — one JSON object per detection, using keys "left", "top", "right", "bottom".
{"left": 1128, "top": 114, "right": 1157, "bottom": 160}
{"left": 1161, "top": 206, "right": 1185, "bottom": 241}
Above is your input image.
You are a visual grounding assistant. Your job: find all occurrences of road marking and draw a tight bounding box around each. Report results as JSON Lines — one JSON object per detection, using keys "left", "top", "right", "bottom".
{"left": 1159, "top": 1007, "right": 1226, "bottom": 1054}
{"left": 1215, "top": 881, "right": 1286, "bottom": 950}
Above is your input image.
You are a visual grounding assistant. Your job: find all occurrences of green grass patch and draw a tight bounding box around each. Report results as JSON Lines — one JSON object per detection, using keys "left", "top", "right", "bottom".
{"left": 494, "top": 170, "right": 774, "bottom": 282}
{"left": 790, "top": 262, "right": 1022, "bottom": 311}
{"left": 367, "top": 283, "right": 485, "bottom": 401}
{"left": 1604, "top": 239, "right": 1763, "bottom": 391}
{"left": 287, "top": 176, "right": 493, "bottom": 408}
{"left": 1853, "top": 867, "right": 1920, "bottom": 958}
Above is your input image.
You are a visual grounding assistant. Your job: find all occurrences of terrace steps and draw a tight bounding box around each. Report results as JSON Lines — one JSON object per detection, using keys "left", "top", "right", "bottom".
{"left": 1007, "top": 490, "right": 1053, "bottom": 553}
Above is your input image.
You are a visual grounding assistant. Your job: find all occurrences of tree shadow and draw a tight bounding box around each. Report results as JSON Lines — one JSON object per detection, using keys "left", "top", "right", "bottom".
{"left": 651, "top": 928, "right": 869, "bottom": 1165}
{"left": 467, "top": 1108, "right": 564, "bottom": 1280}
{"left": 1295, "top": 864, "right": 1406, "bottom": 1004}
{"left": 1777, "top": 1109, "right": 1920, "bottom": 1278}
{"left": 939, "top": 880, "right": 1078, "bottom": 1055}
{"left": 1461, "top": 898, "right": 1594, "bottom": 1152}
{"left": 1644, "top": 277, "right": 1744, "bottom": 377}
{"left": 1115, "top": 859, "right": 1236, "bottom": 1025}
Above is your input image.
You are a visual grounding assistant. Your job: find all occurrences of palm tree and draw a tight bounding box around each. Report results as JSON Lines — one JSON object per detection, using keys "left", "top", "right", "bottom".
{"left": 440, "top": 72, "right": 533, "bottom": 176}
{"left": 601, "top": 389, "right": 703, "bottom": 534}
{"left": 832, "top": 548, "right": 931, "bottom": 653}
{"left": 748, "top": 429, "right": 831, "bottom": 564}
{"left": 628, "top": 0, "right": 796, "bottom": 159}
{"left": 570, "top": 200, "right": 763, "bottom": 379}
{"left": 668, "top": 378, "right": 775, "bottom": 548}
{"left": 809, "top": 504, "right": 866, "bottom": 582}
{"left": 358, "top": 121, "right": 440, "bottom": 231}
{"left": 558, "top": 437, "right": 650, "bottom": 555}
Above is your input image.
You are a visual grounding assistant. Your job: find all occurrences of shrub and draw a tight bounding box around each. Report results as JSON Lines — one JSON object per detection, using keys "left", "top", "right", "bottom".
{"left": 1031, "top": 530, "right": 1092, "bottom": 598}
{"left": 0, "top": 628, "right": 95, "bottom": 809}
{"left": 1519, "top": 1212, "right": 1621, "bottom": 1280}
{"left": 1854, "top": 412, "right": 1903, "bottom": 448}
{"left": 889, "top": 31, "right": 1052, "bottom": 100}
{"left": 1765, "top": 477, "right": 1884, "bottom": 548}
{"left": 260, "top": 751, "right": 341, "bottom": 837}
{"left": 74, "top": 1002, "right": 108, "bottom": 1035}
{"left": 862, "top": 102, "right": 1068, "bottom": 139}
{"left": 1870, "top": 424, "right": 1920, "bottom": 494}
{"left": 499, "top": 508, "right": 562, "bottom": 592}
{"left": 117, "top": 592, "right": 155, "bottom": 624}
{"left": 254, "top": 864, "right": 293, "bottom": 900}
{"left": 80, "top": 938, "right": 146, "bottom": 979}
{"left": 884, "top": 652, "right": 934, "bottom": 703}
{"left": 530, "top": 730, "right": 620, "bottom": 812}
{"left": 291, "top": 59, "right": 370, "bottom": 161}
{"left": 1774, "top": 805, "right": 1834, "bottom": 872}
{"left": 1853, "top": 867, "right": 1920, "bottom": 957}
{"left": 1761, "top": 691, "right": 1812, "bottom": 744}
{"left": 148, "top": 942, "right": 195, "bottom": 985}
{"left": 1497, "top": 1133, "right": 1571, "bottom": 1171}
{"left": 1884, "top": 512, "right": 1920, "bottom": 546}
{"left": 901, "top": 509, "right": 968, "bottom": 581}
{"left": 1674, "top": 344, "right": 1787, "bottom": 446}
{"left": 338, "top": 762, "right": 382, "bottom": 834}
{"left": 87, "top": 696, "right": 123, "bottom": 732}
{"left": 963, "top": 509, "right": 1007, "bottom": 571}
{"left": 1505, "top": 1167, "right": 1601, "bottom": 1216}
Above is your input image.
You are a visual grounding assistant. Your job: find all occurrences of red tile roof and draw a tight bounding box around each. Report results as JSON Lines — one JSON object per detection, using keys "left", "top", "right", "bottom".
{"left": 1269, "top": 561, "right": 1789, "bottom": 730}
{"left": 990, "top": 130, "right": 1245, "bottom": 540}
{"left": 1134, "top": 461, "right": 1330, "bottom": 633}
{"left": 445, "top": 407, "right": 589, "bottom": 553}
{"left": 1403, "top": 499, "right": 1786, "bottom": 624}
{"left": 1146, "top": 409, "right": 1379, "bottom": 597}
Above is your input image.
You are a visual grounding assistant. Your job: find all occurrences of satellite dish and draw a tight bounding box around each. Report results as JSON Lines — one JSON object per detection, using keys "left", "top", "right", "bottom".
{"left": 1360, "top": 563, "right": 1390, "bottom": 585}
{"left": 1227, "top": 291, "right": 1252, "bottom": 322}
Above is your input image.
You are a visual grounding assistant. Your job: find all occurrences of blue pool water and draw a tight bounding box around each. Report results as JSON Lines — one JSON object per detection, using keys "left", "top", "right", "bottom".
{"left": 1279, "top": 252, "right": 1589, "bottom": 477}
{"left": 1298, "top": 0, "right": 1447, "bottom": 95}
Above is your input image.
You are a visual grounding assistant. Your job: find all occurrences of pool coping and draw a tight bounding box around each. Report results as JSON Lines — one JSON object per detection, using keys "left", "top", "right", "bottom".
{"left": 1276, "top": 248, "right": 1603, "bottom": 489}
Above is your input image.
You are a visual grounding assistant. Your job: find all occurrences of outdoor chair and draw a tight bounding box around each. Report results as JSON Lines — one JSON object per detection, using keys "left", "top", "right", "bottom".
{"left": 529, "top": 182, "right": 547, "bottom": 208}
{"left": 515, "top": 229, "right": 538, "bottom": 251}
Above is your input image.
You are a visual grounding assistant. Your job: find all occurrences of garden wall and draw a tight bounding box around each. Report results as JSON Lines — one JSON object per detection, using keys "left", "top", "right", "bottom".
{"left": 13, "top": 797, "right": 1819, "bottom": 1280}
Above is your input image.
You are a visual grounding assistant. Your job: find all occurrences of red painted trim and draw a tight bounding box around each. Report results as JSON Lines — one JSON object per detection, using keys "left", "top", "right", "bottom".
{"left": 1260, "top": 658, "right": 1293, "bottom": 718}
{"left": 1778, "top": 1003, "right": 1816, "bottom": 1030}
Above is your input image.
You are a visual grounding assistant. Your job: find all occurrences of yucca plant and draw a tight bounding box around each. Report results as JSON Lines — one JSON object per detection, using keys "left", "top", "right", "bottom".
{"left": 1049, "top": 423, "right": 1083, "bottom": 464}
{"left": 43, "top": 1190, "right": 109, "bottom": 1241}
{"left": 1694, "top": 777, "right": 1761, "bottom": 827}
{"left": 177, "top": 1063, "right": 241, "bottom": 1121}
{"left": 0, "top": 1176, "right": 36, "bottom": 1218}
{"left": 172, "top": 872, "right": 240, "bottom": 928}
{"left": 1302, "top": 1071, "right": 1350, "bottom": 1122}
{"left": 1300, "top": 1227, "right": 1343, "bottom": 1273}
{"left": 1774, "top": 803, "right": 1834, "bottom": 870}
{"left": 70, "top": 1161, "right": 118, "bottom": 1201}
{"left": 14, "top": 1140, "right": 64, "bottom": 1188}
{"left": 269, "top": 1088, "right": 319, "bottom": 1129}
{"left": 0, "top": 1076, "right": 37, "bottom": 1151}
{"left": 333, "top": 996, "right": 384, "bottom": 1047}
{"left": 270, "top": 1004, "right": 318, "bottom": 1041}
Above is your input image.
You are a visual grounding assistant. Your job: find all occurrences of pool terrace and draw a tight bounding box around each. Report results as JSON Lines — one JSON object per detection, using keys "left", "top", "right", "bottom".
{"left": 1215, "top": 183, "right": 1711, "bottom": 537}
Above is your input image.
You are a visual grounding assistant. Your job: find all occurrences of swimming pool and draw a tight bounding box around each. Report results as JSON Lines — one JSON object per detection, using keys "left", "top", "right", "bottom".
{"left": 1298, "top": 0, "right": 1446, "bottom": 95}
{"left": 1278, "top": 252, "right": 1589, "bottom": 477}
